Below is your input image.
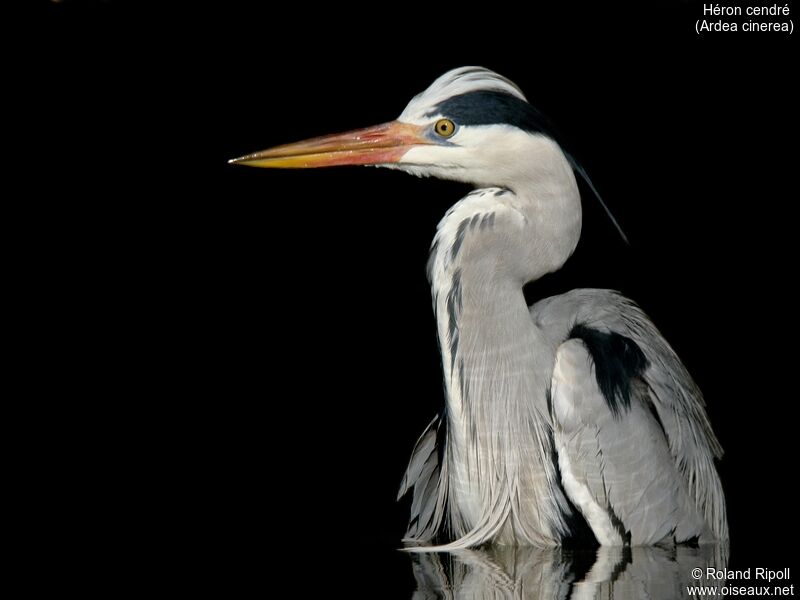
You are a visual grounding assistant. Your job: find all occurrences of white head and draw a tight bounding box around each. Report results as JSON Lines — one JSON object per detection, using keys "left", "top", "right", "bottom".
{"left": 229, "top": 67, "right": 624, "bottom": 240}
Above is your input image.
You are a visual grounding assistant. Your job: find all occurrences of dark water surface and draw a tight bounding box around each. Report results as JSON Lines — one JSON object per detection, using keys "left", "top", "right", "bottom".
{"left": 408, "top": 545, "right": 727, "bottom": 599}
{"left": 265, "top": 540, "right": 798, "bottom": 599}
{"left": 306, "top": 542, "right": 794, "bottom": 599}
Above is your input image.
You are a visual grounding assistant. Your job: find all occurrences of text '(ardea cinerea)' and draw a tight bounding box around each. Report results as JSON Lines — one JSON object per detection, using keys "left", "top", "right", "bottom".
{"left": 230, "top": 67, "right": 727, "bottom": 550}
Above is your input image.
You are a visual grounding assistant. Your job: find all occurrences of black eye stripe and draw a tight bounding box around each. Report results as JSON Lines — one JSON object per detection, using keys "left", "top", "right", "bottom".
{"left": 428, "top": 90, "right": 555, "bottom": 138}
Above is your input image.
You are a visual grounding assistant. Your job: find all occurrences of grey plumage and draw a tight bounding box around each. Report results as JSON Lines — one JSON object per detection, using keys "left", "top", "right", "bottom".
{"left": 393, "top": 69, "right": 727, "bottom": 549}
{"left": 229, "top": 65, "right": 728, "bottom": 550}
{"left": 401, "top": 287, "right": 727, "bottom": 548}
{"left": 398, "top": 415, "right": 447, "bottom": 541}
{"left": 539, "top": 290, "right": 727, "bottom": 544}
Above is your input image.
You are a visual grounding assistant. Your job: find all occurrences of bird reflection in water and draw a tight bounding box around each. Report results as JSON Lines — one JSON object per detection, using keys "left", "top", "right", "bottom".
{"left": 410, "top": 543, "right": 728, "bottom": 599}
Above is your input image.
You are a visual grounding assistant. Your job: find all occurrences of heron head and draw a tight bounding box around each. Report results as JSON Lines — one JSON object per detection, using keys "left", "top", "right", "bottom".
{"left": 229, "top": 67, "right": 567, "bottom": 189}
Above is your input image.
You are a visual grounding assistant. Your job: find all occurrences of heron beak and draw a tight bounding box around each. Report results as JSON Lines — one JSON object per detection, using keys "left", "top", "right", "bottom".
{"left": 228, "top": 121, "right": 430, "bottom": 168}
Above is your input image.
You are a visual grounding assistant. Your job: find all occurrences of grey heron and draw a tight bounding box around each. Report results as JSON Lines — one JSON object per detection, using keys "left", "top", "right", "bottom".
{"left": 230, "top": 67, "right": 727, "bottom": 550}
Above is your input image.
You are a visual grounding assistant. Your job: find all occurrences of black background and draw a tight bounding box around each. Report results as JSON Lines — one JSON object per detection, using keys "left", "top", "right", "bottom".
{"left": 38, "top": 1, "right": 796, "bottom": 594}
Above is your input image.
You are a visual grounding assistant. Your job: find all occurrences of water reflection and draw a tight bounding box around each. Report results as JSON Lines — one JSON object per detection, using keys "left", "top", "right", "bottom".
{"left": 410, "top": 543, "right": 728, "bottom": 599}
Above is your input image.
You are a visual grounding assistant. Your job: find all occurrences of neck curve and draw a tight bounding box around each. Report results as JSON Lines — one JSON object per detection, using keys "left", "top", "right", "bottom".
{"left": 427, "top": 149, "right": 581, "bottom": 546}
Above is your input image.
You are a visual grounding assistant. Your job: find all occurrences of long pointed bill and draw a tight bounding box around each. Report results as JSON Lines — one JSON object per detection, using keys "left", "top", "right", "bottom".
{"left": 228, "top": 121, "right": 430, "bottom": 169}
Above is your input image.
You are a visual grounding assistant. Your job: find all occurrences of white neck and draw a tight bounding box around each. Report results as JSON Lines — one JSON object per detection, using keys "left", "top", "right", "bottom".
{"left": 427, "top": 144, "right": 581, "bottom": 546}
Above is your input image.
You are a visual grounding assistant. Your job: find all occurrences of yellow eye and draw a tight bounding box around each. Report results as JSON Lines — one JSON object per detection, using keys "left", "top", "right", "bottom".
{"left": 434, "top": 118, "right": 456, "bottom": 138}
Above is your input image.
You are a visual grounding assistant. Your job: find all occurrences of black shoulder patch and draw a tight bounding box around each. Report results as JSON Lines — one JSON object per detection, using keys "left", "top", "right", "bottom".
{"left": 569, "top": 324, "right": 649, "bottom": 417}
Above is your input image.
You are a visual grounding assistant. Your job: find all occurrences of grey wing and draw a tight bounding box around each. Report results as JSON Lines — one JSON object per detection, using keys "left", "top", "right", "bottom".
{"left": 552, "top": 339, "right": 710, "bottom": 545}
{"left": 534, "top": 289, "right": 727, "bottom": 542}
{"left": 398, "top": 414, "right": 448, "bottom": 543}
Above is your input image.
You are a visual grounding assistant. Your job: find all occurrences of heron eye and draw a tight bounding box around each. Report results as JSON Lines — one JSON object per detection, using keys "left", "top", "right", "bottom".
{"left": 434, "top": 119, "right": 456, "bottom": 138}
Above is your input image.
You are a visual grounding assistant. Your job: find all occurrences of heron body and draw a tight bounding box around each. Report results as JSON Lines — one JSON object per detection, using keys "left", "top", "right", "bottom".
{"left": 231, "top": 67, "right": 727, "bottom": 549}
